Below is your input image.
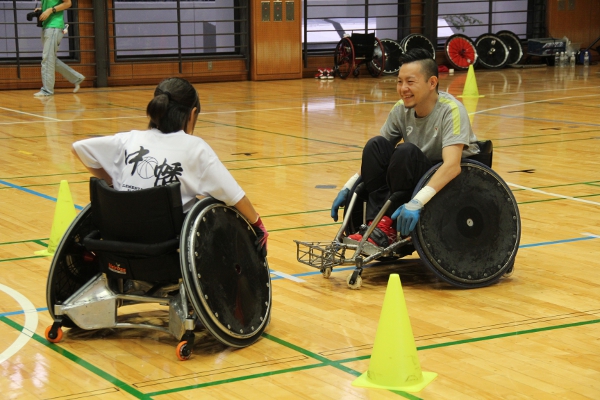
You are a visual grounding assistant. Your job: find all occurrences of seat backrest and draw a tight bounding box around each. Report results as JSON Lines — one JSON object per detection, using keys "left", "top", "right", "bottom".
{"left": 351, "top": 32, "right": 376, "bottom": 58}
{"left": 467, "top": 140, "right": 493, "bottom": 168}
{"left": 89, "top": 177, "right": 184, "bottom": 244}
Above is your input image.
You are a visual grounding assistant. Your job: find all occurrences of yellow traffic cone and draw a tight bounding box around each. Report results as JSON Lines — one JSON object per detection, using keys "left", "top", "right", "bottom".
{"left": 352, "top": 274, "right": 437, "bottom": 392}
{"left": 34, "top": 180, "right": 77, "bottom": 257}
{"left": 458, "top": 65, "right": 484, "bottom": 98}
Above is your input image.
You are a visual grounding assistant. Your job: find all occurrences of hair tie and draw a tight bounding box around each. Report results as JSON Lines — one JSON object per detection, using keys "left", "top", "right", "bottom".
{"left": 162, "top": 91, "right": 172, "bottom": 101}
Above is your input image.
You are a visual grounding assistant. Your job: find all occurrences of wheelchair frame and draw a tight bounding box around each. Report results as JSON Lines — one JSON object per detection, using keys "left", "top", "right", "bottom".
{"left": 333, "top": 32, "right": 386, "bottom": 79}
{"left": 46, "top": 197, "right": 272, "bottom": 360}
{"left": 295, "top": 159, "right": 520, "bottom": 289}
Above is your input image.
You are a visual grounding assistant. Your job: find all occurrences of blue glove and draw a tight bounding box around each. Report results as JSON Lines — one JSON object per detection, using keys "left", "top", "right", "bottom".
{"left": 391, "top": 199, "right": 424, "bottom": 236}
{"left": 330, "top": 188, "right": 349, "bottom": 222}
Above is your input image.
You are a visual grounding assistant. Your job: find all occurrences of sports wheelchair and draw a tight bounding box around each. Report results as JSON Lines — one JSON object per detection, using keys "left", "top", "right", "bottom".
{"left": 333, "top": 32, "right": 385, "bottom": 79}
{"left": 45, "top": 178, "right": 271, "bottom": 360}
{"left": 295, "top": 140, "right": 521, "bottom": 289}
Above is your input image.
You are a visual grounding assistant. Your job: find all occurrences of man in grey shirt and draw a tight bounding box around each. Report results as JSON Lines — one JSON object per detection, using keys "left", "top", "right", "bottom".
{"left": 331, "top": 48, "right": 480, "bottom": 247}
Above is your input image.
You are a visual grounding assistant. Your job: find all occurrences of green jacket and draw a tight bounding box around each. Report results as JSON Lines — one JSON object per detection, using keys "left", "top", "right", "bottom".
{"left": 41, "top": 0, "right": 65, "bottom": 29}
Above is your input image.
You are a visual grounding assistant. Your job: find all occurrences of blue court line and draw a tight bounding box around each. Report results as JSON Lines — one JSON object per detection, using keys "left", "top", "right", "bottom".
{"left": 0, "top": 179, "right": 84, "bottom": 211}
{"left": 478, "top": 113, "right": 600, "bottom": 128}
{"left": 2, "top": 235, "right": 598, "bottom": 316}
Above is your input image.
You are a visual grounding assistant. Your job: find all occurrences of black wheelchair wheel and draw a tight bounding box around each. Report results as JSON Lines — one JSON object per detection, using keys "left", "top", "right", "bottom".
{"left": 445, "top": 34, "right": 478, "bottom": 70}
{"left": 411, "top": 160, "right": 521, "bottom": 288}
{"left": 380, "top": 39, "right": 403, "bottom": 75}
{"left": 402, "top": 33, "right": 436, "bottom": 59}
{"left": 496, "top": 30, "right": 523, "bottom": 65}
{"left": 333, "top": 37, "right": 355, "bottom": 79}
{"left": 367, "top": 38, "right": 385, "bottom": 77}
{"left": 46, "top": 205, "right": 100, "bottom": 327}
{"left": 180, "top": 198, "right": 271, "bottom": 348}
{"left": 475, "top": 33, "right": 509, "bottom": 69}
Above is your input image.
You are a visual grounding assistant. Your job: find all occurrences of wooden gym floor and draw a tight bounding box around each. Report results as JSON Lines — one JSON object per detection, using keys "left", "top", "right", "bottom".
{"left": 1, "top": 64, "right": 599, "bottom": 399}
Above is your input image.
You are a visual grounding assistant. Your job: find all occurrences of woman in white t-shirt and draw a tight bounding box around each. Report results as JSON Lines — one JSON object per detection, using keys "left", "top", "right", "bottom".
{"left": 72, "top": 77, "right": 268, "bottom": 255}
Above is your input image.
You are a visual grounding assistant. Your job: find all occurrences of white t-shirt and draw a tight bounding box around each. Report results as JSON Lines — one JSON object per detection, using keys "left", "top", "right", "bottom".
{"left": 73, "top": 129, "right": 245, "bottom": 212}
{"left": 380, "top": 91, "right": 479, "bottom": 161}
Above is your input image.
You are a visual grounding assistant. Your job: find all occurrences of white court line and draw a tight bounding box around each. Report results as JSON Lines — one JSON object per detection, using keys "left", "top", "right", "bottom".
{"left": 0, "top": 106, "right": 61, "bottom": 122}
{"left": 583, "top": 232, "right": 600, "bottom": 239}
{"left": 472, "top": 93, "right": 600, "bottom": 115}
{"left": 270, "top": 270, "right": 305, "bottom": 282}
{"left": 0, "top": 283, "right": 39, "bottom": 364}
{"left": 508, "top": 183, "right": 600, "bottom": 206}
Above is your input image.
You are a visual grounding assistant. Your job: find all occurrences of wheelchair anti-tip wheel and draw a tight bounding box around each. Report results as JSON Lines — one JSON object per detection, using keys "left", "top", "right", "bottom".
{"left": 475, "top": 33, "right": 509, "bottom": 69}
{"left": 445, "top": 34, "right": 478, "bottom": 70}
{"left": 180, "top": 197, "right": 272, "bottom": 348}
{"left": 333, "top": 37, "right": 355, "bottom": 79}
{"left": 411, "top": 160, "right": 521, "bottom": 288}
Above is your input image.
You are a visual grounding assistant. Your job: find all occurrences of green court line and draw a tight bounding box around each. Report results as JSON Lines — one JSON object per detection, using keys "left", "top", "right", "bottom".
{"left": 197, "top": 118, "right": 362, "bottom": 149}
{"left": 229, "top": 158, "right": 362, "bottom": 171}
{"left": 0, "top": 316, "right": 151, "bottom": 400}
{"left": 262, "top": 209, "right": 329, "bottom": 218}
{"left": 495, "top": 136, "right": 597, "bottom": 148}
{"left": 0, "top": 238, "right": 48, "bottom": 246}
{"left": 0, "top": 180, "right": 88, "bottom": 190}
{"left": 270, "top": 222, "right": 340, "bottom": 232}
{"left": 0, "top": 171, "right": 88, "bottom": 180}
{"left": 490, "top": 129, "right": 599, "bottom": 143}
{"left": 222, "top": 150, "right": 361, "bottom": 164}
{"left": 0, "top": 255, "right": 47, "bottom": 263}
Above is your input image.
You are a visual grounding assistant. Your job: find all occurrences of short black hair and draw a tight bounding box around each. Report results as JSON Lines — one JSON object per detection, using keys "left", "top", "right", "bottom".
{"left": 399, "top": 48, "right": 438, "bottom": 82}
{"left": 146, "top": 77, "right": 201, "bottom": 134}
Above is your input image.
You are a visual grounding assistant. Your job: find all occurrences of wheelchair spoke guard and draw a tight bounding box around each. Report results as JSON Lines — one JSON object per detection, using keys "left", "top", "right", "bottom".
{"left": 412, "top": 160, "right": 520, "bottom": 288}
{"left": 46, "top": 205, "right": 100, "bottom": 327}
{"left": 181, "top": 198, "right": 271, "bottom": 348}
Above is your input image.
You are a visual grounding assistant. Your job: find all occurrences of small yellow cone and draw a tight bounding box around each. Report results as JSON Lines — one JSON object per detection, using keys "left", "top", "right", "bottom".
{"left": 458, "top": 65, "right": 484, "bottom": 98}
{"left": 352, "top": 274, "right": 437, "bottom": 392}
{"left": 35, "top": 180, "right": 77, "bottom": 257}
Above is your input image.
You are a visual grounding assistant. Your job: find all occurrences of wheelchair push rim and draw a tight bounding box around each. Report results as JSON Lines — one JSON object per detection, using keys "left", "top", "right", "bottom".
{"left": 496, "top": 30, "right": 523, "bottom": 66}
{"left": 475, "top": 33, "right": 509, "bottom": 69}
{"left": 180, "top": 197, "right": 271, "bottom": 348}
{"left": 401, "top": 33, "right": 436, "bottom": 59}
{"left": 380, "top": 39, "right": 403, "bottom": 75}
{"left": 411, "top": 160, "right": 521, "bottom": 288}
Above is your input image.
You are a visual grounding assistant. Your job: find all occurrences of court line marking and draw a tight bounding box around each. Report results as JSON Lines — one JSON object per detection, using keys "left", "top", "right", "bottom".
{"left": 507, "top": 183, "right": 600, "bottom": 206}
{"left": 0, "top": 179, "right": 84, "bottom": 210}
{"left": 0, "top": 106, "right": 61, "bottom": 122}
{"left": 269, "top": 270, "right": 305, "bottom": 283}
{"left": 0, "top": 284, "right": 38, "bottom": 364}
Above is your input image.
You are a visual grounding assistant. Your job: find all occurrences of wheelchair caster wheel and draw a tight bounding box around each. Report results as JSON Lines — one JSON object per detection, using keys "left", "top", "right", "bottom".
{"left": 45, "top": 325, "right": 63, "bottom": 343}
{"left": 503, "top": 265, "right": 515, "bottom": 277}
{"left": 176, "top": 341, "right": 192, "bottom": 361}
{"left": 321, "top": 267, "right": 332, "bottom": 279}
{"left": 346, "top": 272, "right": 362, "bottom": 290}
{"left": 353, "top": 68, "right": 360, "bottom": 77}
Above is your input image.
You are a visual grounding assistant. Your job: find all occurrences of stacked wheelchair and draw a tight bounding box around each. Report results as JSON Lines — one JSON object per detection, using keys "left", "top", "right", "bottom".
{"left": 295, "top": 141, "right": 521, "bottom": 289}
{"left": 45, "top": 178, "right": 271, "bottom": 360}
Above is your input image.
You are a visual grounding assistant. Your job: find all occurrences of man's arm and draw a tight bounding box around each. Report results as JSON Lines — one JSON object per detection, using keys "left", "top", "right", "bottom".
{"left": 422, "top": 143, "right": 463, "bottom": 192}
{"left": 39, "top": 0, "right": 72, "bottom": 21}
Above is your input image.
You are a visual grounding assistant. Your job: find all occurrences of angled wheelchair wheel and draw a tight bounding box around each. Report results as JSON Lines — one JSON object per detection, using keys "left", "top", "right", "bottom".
{"left": 496, "top": 30, "right": 523, "bottom": 66}
{"left": 475, "top": 33, "right": 509, "bottom": 69}
{"left": 445, "top": 34, "right": 477, "bottom": 70}
{"left": 46, "top": 205, "right": 100, "bottom": 327}
{"left": 402, "top": 33, "right": 436, "bottom": 59}
{"left": 180, "top": 198, "right": 271, "bottom": 348}
{"left": 366, "top": 38, "right": 385, "bottom": 77}
{"left": 334, "top": 37, "right": 355, "bottom": 79}
{"left": 412, "top": 160, "right": 520, "bottom": 288}
{"left": 380, "top": 39, "right": 403, "bottom": 75}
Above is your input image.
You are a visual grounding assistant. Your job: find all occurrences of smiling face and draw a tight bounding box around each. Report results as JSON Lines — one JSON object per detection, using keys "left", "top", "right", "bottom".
{"left": 396, "top": 60, "right": 438, "bottom": 116}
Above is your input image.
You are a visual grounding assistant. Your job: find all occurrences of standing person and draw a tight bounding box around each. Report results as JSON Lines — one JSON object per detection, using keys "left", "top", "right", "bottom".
{"left": 72, "top": 77, "right": 268, "bottom": 255}
{"left": 330, "top": 48, "right": 480, "bottom": 247}
{"left": 34, "top": 0, "right": 85, "bottom": 97}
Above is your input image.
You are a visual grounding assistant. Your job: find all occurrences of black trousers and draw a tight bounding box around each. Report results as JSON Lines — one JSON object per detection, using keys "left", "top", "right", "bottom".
{"left": 360, "top": 136, "right": 434, "bottom": 220}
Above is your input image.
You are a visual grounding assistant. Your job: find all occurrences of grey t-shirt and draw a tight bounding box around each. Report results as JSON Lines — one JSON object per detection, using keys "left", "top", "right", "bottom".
{"left": 380, "top": 91, "right": 479, "bottom": 161}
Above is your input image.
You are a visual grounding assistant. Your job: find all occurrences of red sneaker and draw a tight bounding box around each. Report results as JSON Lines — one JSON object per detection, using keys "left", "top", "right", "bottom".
{"left": 348, "top": 216, "right": 397, "bottom": 248}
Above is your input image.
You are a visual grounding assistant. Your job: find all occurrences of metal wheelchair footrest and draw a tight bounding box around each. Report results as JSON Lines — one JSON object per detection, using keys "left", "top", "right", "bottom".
{"left": 294, "top": 240, "right": 349, "bottom": 269}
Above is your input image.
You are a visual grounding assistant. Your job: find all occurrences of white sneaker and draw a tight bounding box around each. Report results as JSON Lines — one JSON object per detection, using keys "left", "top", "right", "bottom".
{"left": 34, "top": 91, "right": 52, "bottom": 97}
{"left": 73, "top": 77, "right": 85, "bottom": 93}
